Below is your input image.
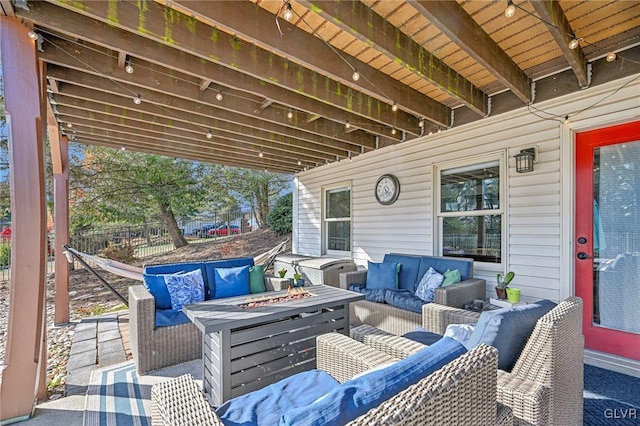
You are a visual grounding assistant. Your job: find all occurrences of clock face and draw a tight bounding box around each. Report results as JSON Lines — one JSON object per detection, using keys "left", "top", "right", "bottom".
{"left": 375, "top": 174, "right": 400, "bottom": 205}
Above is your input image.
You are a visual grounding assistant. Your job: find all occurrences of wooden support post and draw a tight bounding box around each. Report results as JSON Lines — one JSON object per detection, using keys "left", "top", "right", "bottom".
{"left": 0, "top": 16, "right": 48, "bottom": 423}
{"left": 50, "top": 126, "right": 70, "bottom": 325}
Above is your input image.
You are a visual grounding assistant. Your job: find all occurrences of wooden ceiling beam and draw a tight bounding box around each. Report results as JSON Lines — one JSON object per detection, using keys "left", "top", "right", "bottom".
{"left": 199, "top": 78, "right": 213, "bottom": 92}
{"left": 63, "top": 119, "right": 300, "bottom": 170}
{"left": 299, "top": 0, "right": 487, "bottom": 117}
{"left": 22, "top": 3, "right": 383, "bottom": 146}
{"left": 169, "top": 0, "right": 450, "bottom": 128}
{"left": 55, "top": 102, "right": 335, "bottom": 163}
{"left": 530, "top": 0, "right": 589, "bottom": 88}
{"left": 73, "top": 133, "right": 297, "bottom": 173}
{"left": 38, "top": 41, "right": 366, "bottom": 154}
{"left": 36, "top": 0, "right": 427, "bottom": 134}
{"left": 408, "top": 0, "right": 532, "bottom": 104}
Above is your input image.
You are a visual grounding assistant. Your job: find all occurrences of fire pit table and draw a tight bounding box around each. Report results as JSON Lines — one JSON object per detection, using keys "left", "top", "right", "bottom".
{"left": 182, "top": 285, "right": 364, "bottom": 406}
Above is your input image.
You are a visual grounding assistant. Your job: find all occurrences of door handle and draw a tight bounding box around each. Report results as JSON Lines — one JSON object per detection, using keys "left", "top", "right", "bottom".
{"left": 577, "top": 252, "right": 594, "bottom": 260}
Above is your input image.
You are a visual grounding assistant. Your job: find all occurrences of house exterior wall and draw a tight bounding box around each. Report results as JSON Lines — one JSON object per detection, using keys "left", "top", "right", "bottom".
{"left": 293, "top": 76, "right": 640, "bottom": 303}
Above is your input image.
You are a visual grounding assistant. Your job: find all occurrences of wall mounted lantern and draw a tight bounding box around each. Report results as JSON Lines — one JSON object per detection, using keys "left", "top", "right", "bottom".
{"left": 515, "top": 148, "right": 536, "bottom": 173}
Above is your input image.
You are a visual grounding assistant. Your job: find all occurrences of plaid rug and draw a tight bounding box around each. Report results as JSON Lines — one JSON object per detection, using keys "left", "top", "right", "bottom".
{"left": 83, "top": 360, "right": 201, "bottom": 426}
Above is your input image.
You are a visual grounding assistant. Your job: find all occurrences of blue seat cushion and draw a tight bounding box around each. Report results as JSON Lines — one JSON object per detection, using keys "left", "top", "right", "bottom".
{"left": 204, "top": 257, "right": 254, "bottom": 298}
{"left": 384, "top": 289, "right": 428, "bottom": 313}
{"left": 213, "top": 265, "right": 251, "bottom": 299}
{"left": 154, "top": 309, "right": 192, "bottom": 327}
{"left": 282, "top": 337, "right": 466, "bottom": 426}
{"left": 402, "top": 327, "right": 443, "bottom": 346}
{"left": 366, "top": 261, "right": 400, "bottom": 290}
{"left": 383, "top": 254, "right": 422, "bottom": 291}
{"left": 464, "top": 299, "right": 557, "bottom": 371}
{"left": 349, "top": 284, "right": 386, "bottom": 303}
{"left": 216, "top": 370, "right": 339, "bottom": 426}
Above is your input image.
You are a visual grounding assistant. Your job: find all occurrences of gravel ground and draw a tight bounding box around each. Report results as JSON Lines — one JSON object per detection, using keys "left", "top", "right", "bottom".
{"left": 0, "top": 229, "right": 288, "bottom": 399}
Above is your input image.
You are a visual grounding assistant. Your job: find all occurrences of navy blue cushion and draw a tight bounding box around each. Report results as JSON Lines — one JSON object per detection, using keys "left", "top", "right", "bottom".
{"left": 402, "top": 327, "right": 443, "bottom": 346}
{"left": 204, "top": 257, "right": 254, "bottom": 298}
{"left": 213, "top": 265, "right": 250, "bottom": 299}
{"left": 145, "top": 262, "right": 208, "bottom": 298}
{"left": 143, "top": 273, "right": 176, "bottom": 310}
{"left": 154, "top": 309, "right": 192, "bottom": 327}
{"left": 216, "top": 370, "right": 338, "bottom": 426}
{"left": 464, "top": 299, "right": 557, "bottom": 371}
{"left": 416, "top": 256, "right": 473, "bottom": 282}
{"left": 384, "top": 289, "right": 428, "bottom": 313}
{"left": 366, "top": 261, "right": 399, "bottom": 290}
{"left": 383, "top": 254, "right": 422, "bottom": 291}
{"left": 282, "top": 337, "right": 466, "bottom": 426}
{"left": 348, "top": 284, "right": 386, "bottom": 303}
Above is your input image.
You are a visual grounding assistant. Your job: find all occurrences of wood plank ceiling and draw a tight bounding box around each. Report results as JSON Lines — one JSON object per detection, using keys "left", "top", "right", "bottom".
{"left": 6, "top": 0, "right": 640, "bottom": 173}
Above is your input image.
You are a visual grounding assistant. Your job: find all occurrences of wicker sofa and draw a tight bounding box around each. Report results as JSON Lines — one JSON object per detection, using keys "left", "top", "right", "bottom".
{"left": 151, "top": 333, "right": 512, "bottom": 425}
{"left": 130, "top": 257, "right": 280, "bottom": 374}
{"left": 352, "top": 296, "right": 584, "bottom": 426}
{"left": 340, "top": 253, "right": 486, "bottom": 335}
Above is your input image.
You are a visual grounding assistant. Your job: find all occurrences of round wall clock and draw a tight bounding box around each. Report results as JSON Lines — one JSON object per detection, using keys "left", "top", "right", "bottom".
{"left": 375, "top": 174, "right": 400, "bottom": 205}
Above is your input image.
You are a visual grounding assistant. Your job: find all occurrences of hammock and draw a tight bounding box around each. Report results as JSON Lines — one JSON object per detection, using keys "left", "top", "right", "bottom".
{"left": 63, "top": 239, "right": 288, "bottom": 283}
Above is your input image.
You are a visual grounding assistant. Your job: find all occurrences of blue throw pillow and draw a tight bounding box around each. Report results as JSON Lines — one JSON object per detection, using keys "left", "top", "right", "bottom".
{"left": 216, "top": 370, "right": 338, "bottom": 426}
{"left": 464, "top": 299, "right": 557, "bottom": 371}
{"left": 402, "top": 327, "right": 443, "bottom": 346}
{"left": 143, "top": 271, "right": 184, "bottom": 310}
{"left": 415, "top": 267, "right": 444, "bottom": 302}
{"left": 213, "top": 265, "right": 250, "bottom": 299}
{"left": 164, "top": 269, "right": 205, "bottom": 311}
{"left": 366, "top": 261, "right": 400, "bottom": 290}
{"left": 281, "top": 337, "right": 466, "bottom": 426}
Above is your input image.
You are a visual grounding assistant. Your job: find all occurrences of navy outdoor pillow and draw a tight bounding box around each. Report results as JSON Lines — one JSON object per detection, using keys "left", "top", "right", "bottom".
{"left": 213, "top": 265, "right": 250, "bottom": 299}
{"left": 464, "top": 299, "right": 557, "bottom": 371}
{"left": 366, "top": 261, "right": 400, "bottom": 290}
{"left": 216, "top": 370, "right": 338, "bottom": 426}
{"left": 143, "top": 271, "right": 182, "bottom": 310}
{"left": 402, "top": 327, "right": 443, "bottom": 346}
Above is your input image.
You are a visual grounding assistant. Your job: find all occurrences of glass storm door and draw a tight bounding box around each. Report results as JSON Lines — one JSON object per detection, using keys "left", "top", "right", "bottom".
{"left": 575, "top": 120, "right": 640, "bottom": 360}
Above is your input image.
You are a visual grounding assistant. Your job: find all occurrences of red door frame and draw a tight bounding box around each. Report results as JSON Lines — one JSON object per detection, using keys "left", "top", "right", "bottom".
{"left": 575, "top": 120, "right": 640, "bottom": 360}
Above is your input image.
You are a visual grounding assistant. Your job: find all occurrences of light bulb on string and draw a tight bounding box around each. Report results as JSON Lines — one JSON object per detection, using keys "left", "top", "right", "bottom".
{"left": 206, "top": 130, "right": 213, "bottom": 139}
{"left": 258, "top": 150, "right": 264, "bottom": 158}
{"left": 67, "top": 122, "right": 73, "bottom": 128}
{"left": 391, "top": 127, "right": 397, "bottom": 135}
{"left": 352, "top": 70, "right": 360, "bottom": 81}
{"left": 133, "top": 94, "right": 142, "bottom": 105}
{"left": 28, "top": 30, "right": 39, "bottom": 40}
{"left": 345, "top": 121, "right": 351, "bottom": 130}
{"left": 568, "top": 37, "right": 580, "bottom": 50}
{"left": 283, "top": 3, "right": 293, "bottom": 22}
{"left": 216, "top": 91, "right": 223, "bottom": 101}
{"left": 297, "top": 159, "right": 302, "bottom": 166}
{"left": 418, "top": 119, "right": 424, "bottom": 128}
{"left": 125, "top": 61, "right": 134, "bottom": 74}
{"left": 287, "top": 109, "right": 293, "bottom": 119}
{"left": 504, "top": 0, "right": 516, "bottom": 18}
{"left": 391, "top": 102, "right": 398, "bottom": 112}
{"left": 606, "top": 52, "right": 617, "bottom": 62}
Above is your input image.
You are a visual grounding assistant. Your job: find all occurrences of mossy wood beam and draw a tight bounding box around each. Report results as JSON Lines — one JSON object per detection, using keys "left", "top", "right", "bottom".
{"left": 408, "top": 0, "right": 532, "bottom": 105}
{"left": 299, "top": 0, "right": 487, "bottom": 117}
{"left": 55, "top": 104, "right": 338, "bottom": 164}
{"left": 31, "top": 1, "right": 420, "bottom": 137}
{"left": 166, "top": 0, "right": 450, "bottom": 130}
{"left": 20, "top": 1, "right": 381, "bottom": 147}
{"left": 530, "top": 0, "right": 589, "bottom": 88}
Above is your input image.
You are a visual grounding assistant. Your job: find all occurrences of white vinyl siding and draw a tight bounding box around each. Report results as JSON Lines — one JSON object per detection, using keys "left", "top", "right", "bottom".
{"left": 293, "top": 78, "right": 640, "bottom": 303}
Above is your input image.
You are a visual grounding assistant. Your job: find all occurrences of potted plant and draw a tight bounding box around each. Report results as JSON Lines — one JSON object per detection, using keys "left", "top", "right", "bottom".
{"left": 293, "top": 273, "right": 304, "bottom": 287}
{"left": 495, "top": 271, "right": 515, "bottom": 300}
{"left": 277, "top": 268, "right": 287, "bottom": 278}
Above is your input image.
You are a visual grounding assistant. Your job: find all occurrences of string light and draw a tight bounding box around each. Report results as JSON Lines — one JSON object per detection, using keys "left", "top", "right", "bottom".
{"left": 206, "top": 130, "right": 213, "bottom": 139}
{"left": 391, "top": 127, "right": 397, "bottom": 135}
{"left": 216, "top": 91, "right": 223, "bottom": 101}
{"left": 606, "top": 52, "right": 617, "bottom": 62}
{"left": 564, "top": 116, "right": 570, "bottom": 124}
{"left": 504, "top": 0, "right": 516, "bottom": 18}
{"left": 345, "top": 121, "right": 351, "bottom": 129}
{"left": 133, "top": 94, "right": 142, "bottom": 105}
{"left": 287, "top": 109, "right": 293, "bottom": 119}
{"left": 568, "top": 37, "right": 581, "bottom": 50}
{"left": 418, "top": 119, "right": 424, "bottom": 128}
{"left": 28, "top": 30, "right": 39, "bottom": 40}
{"left": 120, "top": 145, "right": 126, "bottom": 151}
{"left": 125, "top": 60, "right": 134, "bottom": 74}
{"left": 283, "top": 2, "right": 293, "bottom": 22}
{"left": 297, "top": 159, "right": 302, "bottom": 166}
{"left": 258, "top": 150, "right": 264, "bottom": 158}
{"left": 352, "top": 70, "right": 360, "bottom": 81}
{"left": 391, "top": 102, "right": 398, "bottom": 112}
{"left": 66, "top": 122, "right": 73, "bottom": 128}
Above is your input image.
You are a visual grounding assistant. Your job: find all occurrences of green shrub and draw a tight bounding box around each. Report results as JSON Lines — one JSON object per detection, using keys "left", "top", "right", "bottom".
{"left": 267, "top": 192, "right": 293, "bottom": 236}
{"left": 0, "top": 244, "right": 10, "bottom": 266}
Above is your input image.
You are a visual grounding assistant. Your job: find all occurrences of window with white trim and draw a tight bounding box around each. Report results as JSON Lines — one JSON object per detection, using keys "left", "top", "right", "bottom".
{"left": 324, "top": 186, "right": 351, "bottom": 255}
{"left": 437, "top": 158, "right": 503, "bottom": 264}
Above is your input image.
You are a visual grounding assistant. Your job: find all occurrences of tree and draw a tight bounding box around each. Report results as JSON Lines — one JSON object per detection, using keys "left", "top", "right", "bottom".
{"left": 70, "top": 146, "right": 208, "bottom": 248}
{"left": 267, "top": 192, "right": 293, "bottom": 235}
{"left": 204, "top": 167, "right": 292, "bottom": 228}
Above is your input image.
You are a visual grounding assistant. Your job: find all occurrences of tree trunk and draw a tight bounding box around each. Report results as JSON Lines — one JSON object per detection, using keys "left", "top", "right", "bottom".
{"left": 158, "top": 202, "right": 188, "bottom": 248}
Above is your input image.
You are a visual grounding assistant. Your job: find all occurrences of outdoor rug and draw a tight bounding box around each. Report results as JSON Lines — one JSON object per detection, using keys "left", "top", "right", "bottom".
{"left": 584, "top": 364, "right": 640, "bottom": 425}
{"left": 83, "top": 360, "right": 201, "bottom": 426}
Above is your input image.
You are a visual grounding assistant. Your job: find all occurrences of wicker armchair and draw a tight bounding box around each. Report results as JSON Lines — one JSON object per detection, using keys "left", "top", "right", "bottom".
{"left": 353, "top": 297, "right": 584, "bottom": 426}
{"left": 129, "top": 285, "right": 202, "bottom": 375}
{"left": 341, "top": 269, "right": 486, "bottom": 336}
{"left": 151, "top": 333, "right": 512, "bottom": 426}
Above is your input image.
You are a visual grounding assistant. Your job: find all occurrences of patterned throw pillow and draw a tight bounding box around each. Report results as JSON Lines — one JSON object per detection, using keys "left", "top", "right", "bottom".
{"left": 164, "top": 269, "right": 205, "bottom": 311}
{"left": 415, "top": 267, "right": 444, "bottom": 302}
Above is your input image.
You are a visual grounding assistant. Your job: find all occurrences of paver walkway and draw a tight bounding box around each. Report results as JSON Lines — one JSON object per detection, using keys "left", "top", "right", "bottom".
{"left": 65, "top": 311, "right": 131, "bottom": 396}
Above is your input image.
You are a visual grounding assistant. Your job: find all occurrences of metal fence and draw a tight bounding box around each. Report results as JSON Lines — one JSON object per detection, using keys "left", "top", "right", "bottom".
{"left": 0, "top": 210, "right": 254, "bottom": 282}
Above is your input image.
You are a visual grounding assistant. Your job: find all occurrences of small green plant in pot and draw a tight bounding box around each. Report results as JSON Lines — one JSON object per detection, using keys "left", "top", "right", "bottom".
{"left": 293, "top": 273, "right": 304, "bottom": 287}
{"left": 495, "top": 271, "right": 515, "bottom": 300}
{"left": 277, "top": 268, "right": 287, "bottom": 278}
